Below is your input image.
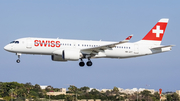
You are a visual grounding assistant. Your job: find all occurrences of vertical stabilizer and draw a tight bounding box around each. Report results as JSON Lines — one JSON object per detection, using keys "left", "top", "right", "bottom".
{"left": 139, "top": 18, "right": 169, "bottom": 45}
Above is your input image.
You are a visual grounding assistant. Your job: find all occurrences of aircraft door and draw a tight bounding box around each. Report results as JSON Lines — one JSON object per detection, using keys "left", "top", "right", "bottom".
{"left": 26, "top": 38, "right": 32, "bottom": 49}
{"left": 134, "top": 44, "right": 139, "bottom": 54}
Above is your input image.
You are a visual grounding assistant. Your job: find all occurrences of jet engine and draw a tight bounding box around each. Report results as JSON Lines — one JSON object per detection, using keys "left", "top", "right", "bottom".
{"left": 51, "top": 49, "right": 81, "bottom": 61}
{"left": 62, "top": 49, "right": 80, "bottom": 61}
{"left": 51, "top": 54, "right": 67, "bottom": 61}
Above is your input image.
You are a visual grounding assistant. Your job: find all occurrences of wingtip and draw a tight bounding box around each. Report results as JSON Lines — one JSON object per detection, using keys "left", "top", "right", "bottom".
{"left": 125, "top": 35, "right": 133, "bottom": 40}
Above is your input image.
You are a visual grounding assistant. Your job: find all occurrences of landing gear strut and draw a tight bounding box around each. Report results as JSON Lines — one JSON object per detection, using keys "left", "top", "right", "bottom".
{"left": 86, "top": 58, "right": 92, "bottom": 66}
{"left": 16, "top": 53, "right": 21, "bottom": 63}
{"left": 79, "top": 59, "right": 85, "bottom": 67}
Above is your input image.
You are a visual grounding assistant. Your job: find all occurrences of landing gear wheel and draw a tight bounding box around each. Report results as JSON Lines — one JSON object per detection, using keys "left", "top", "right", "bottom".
{"left": 16, "top": 59, "right": 20, "bottom": 63}
{"left": 79, "top": 62, "right": 85, "bottom": 67}
{"left": 86, "top": 61, "right": 92, "bottom": 66}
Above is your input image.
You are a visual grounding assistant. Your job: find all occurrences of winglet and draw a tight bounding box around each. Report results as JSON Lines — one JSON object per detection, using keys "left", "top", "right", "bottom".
{"left": 125, "top": 35, "right": 133, "bottom": 41}
{"left": 119, "top": 35, "right": 133, "bottom": 43}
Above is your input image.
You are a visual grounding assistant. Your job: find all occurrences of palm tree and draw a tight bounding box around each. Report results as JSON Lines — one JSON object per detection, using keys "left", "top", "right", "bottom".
{"left": 9, "top": 88, "right": 14, "bottom": 101}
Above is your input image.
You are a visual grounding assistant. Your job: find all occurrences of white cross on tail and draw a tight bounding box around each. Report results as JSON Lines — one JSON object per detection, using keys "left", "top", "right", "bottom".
{"left": 152, "top": 25, "right": 163, "bottom": 37}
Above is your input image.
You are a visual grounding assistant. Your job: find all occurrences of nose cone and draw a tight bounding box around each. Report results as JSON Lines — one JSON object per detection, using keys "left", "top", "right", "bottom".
{"left": 4, "top": 44, "right": 11, "bottom": 51}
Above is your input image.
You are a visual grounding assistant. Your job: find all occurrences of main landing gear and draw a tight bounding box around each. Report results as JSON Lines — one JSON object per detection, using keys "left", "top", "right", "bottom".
{"left": 79, "top": 58, "right": 93, "bottom": 67}
{"left": 16, "top": 53, "right": 21, "bottom": 63}
{"left": 86, "top": 58, "right": 92, "bottom": 66}
{"left": 79, "top": 59, "right": 85, "bottom": 67}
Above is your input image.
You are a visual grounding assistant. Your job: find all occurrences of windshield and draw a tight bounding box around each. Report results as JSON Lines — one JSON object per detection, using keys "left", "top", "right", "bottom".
{"left": 10, "top": 41, "right": 15, "bottom": 44}
{"left": 10, "top": 41, "right": 19, "bottom": 44}
{"left": 15, "top": 41, "right": 19, "bottom": 44}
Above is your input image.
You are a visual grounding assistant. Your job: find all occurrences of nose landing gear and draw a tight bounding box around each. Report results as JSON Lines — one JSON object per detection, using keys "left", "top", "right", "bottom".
{"left": 16, "top": 59, "right": 20, "bottom": 63}
{"left": 16, "top": 53, "right": 21, "bottom": 63}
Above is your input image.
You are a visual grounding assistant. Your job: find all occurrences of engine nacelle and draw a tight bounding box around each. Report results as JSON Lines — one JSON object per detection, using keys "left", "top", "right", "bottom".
{"left": 51, "top": 54, "right": 67, "bottom": 61}
{"left": 52, "top": 49, "right": 81, "bottom": 61}
{"left": 62, "top": 49, "right": 80, "bottom": 61}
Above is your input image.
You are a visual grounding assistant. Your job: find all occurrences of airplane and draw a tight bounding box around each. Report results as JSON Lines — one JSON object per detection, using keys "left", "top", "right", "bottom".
{"left": 4, "top": 18, "right": 174, "bottom": 67}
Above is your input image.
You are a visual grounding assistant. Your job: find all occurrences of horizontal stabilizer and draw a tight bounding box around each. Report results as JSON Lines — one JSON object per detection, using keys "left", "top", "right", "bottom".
{"left": 150, "top": 45, "right": 175, "bottom": 49}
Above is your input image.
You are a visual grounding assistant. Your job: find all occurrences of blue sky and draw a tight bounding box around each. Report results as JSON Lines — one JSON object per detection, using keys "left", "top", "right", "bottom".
{"left": 0, "top": 0, "right": 179, "bottom": 92}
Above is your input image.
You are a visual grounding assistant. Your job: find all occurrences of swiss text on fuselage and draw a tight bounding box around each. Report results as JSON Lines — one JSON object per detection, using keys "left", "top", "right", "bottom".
{"left": 34, "top": 40, "right": 60, "bottom": 47}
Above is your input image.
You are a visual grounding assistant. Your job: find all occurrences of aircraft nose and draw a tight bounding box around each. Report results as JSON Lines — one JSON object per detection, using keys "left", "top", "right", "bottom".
{"left": 4, "top": 45, "right": 10, "bottom": 51}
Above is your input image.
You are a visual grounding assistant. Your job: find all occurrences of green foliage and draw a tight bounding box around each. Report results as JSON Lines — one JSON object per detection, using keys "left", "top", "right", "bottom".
{"left": 15, "top": 97, "right": 24, "bottom": 101}
{"left": 0, "top": 82, "right": 47, "bottom": 101}
{"left": 47, "top": 94, "right": 66, "bottom": 100}
{"left": 3, "top": 96, "right": 11, "bottom": 101}
{"left": 0, "top": 82, "right": 179, "bottom": 101}
{"left": 65, "top": 95, "right": 73, "bottom": 101}
{"left": 68, "top": 85, "right": 78, "bottom": 93}
{"left": 113, "top": 86, "right": 119, "bottom": 93}
{"left": 140, "top": 90, "right": 151, "bottom": 97}
{"left": 79, "top": 86, "right": 90, "bottom": 93}
{"left": 45, "top": 85, "right": 54, "bottom": 92}
{"left": 166, "top": 93, "right": 180, "bottom": 101}
{"left": 166, "top": 94, "right": 172, "bottom": 101}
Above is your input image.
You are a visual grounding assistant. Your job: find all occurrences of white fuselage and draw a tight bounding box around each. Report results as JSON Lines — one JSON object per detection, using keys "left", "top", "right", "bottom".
{"left": 4, "top": 37, "right": 171, "bottom": 60}
{"left": 3, "top": 18, "right": 173, "bottom": 66}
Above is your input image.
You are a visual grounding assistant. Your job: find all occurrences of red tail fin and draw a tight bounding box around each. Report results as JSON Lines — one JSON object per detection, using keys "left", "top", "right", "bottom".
{"left": 142, "top": 18, "right": 169, "bottom": 41}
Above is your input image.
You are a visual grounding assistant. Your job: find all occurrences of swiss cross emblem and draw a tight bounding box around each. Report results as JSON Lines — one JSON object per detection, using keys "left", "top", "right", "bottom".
{"left": 152, "top": 26, "right": 163, "bottom": 37}
{"left": 125, "top": 36, "right": 132, "bottom": 40}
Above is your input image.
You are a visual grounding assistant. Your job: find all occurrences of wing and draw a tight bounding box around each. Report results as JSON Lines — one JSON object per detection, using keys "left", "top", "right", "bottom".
{"left": 81, "top": 35, "right": 133, "bottom": 56}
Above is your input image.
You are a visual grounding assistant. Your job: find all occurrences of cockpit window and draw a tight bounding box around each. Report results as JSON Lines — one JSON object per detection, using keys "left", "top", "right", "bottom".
{"left": 10, "top": 41, "right": 15, "bottom": 44}
{"left": 10, "top": 41, "right": 19, "bottom": 44}
{"left": 15, "top": 41, "right": 19, "bottom": 44}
